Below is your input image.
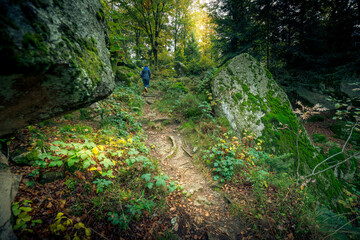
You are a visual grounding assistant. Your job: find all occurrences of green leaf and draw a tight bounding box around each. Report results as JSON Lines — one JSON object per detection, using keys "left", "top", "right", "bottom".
{"left": 67, "top": 157, "right": 79, "bottom": 167}
{"left": 12, "top": 204, "right": 21, "bottom": 216}
{"left": 145, "top": 182, "right": 154, "bottom": 189}
{"left": 52, "top": 140, "right": 66, "bottom": 146}
{"left": 141, "top": 173, "right": 151, "bottom": 182}
{"left": 168, "top": 185, "right": 177, "bottom": 193}
{"left": 48, "top": 160, "right": 63, "bottom": 167}
{"left": 155, "top": 177, "right": 166, "bottom": 187}
{"left": 83, "top": 160, "right": 91, "bottom": 168}
{"left": 111, "top": 151, "right": 122, "bottom": 157}
{"left": 128, "top": 148, "right": 139, "bottom": 156}
{"left": 101, "top": 170, "right": 114, "bottom": 178}
{"left": 100, "top": 158, "right": 114, "bottom": 168}
{"left": 19, "top": 212, "right": 31, "bottom": 222}
{"left": 13, "top": 223, "right": 25, "bottom": 230}
{"left": 58, "top": 149, "right": 69, "bottom": 155}
{"left": 19, "top": 207, "right": 32, "bottom": 212}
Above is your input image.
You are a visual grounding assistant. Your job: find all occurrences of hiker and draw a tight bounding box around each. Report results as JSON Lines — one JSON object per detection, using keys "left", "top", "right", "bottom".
{"left": 140, "top": 65, "right": 151, "bottom": 93}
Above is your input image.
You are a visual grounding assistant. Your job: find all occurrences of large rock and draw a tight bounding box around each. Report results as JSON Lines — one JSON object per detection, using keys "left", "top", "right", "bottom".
{"left": 0, "top": 0, "right": 115, "bottom": 137}
{"left": 212, "top": 53, "right": 343, "bottom": 209}
{"left": 0, "top": 153, "right": 21, "bottom": 240}
{"left": 174, "top": 61, "right": 188, "bottom": 77}
{"left": 295, "top": 87, "right": 335, "bottom": 110}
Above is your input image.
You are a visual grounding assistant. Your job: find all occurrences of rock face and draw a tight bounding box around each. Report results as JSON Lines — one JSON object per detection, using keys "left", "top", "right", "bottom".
{"left": 212, "top": 53, "right": 343, "bottom": 208}
{"left": 0, "top": 153, "right": 21, "bottom": 240}
{"left": 295, "top": 87, "right": 335, "bottom": 110}
{"left": 0, "top": 0, "right": 115, "bottom": 137}
{"left": 174, "top": 61, "right": 187, "bottom": 77}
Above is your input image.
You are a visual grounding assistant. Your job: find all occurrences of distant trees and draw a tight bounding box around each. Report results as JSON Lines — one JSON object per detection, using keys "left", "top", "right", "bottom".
{"left": 105, "top": 0, "right": 215, "bottom": 73}
{"left": 116, "top": 0, "right": 174, "bottom": 68}
{"left": 209, "top": 0, "right": 360, "bottom": 86}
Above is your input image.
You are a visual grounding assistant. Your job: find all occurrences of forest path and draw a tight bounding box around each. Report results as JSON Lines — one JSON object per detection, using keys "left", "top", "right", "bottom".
{"left": 140, "top": 91, "right": 244, "bottom": 240}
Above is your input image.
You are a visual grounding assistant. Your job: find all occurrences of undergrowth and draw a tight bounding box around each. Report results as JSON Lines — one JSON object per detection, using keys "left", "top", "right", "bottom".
{"left": 153, "top": 71, "right": 360, "bottom": 239}
{"left": 7, "top": 85, "right": 180, "bottom": 239}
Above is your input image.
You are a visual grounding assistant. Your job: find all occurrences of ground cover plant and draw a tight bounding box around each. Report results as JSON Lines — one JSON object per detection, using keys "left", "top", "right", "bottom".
{"left": 6, "top": 86, "right": 184, "bottom": 239}
{"left": 155, "top": 72, "right": 360, "bottom": 239}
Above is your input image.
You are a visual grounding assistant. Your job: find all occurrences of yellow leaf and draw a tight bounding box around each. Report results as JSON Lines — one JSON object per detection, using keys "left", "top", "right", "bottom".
{"left": 89, "top": 167, "right": 97, "bottom": 171}
{"left": 98, "top": 145, "right": 105, "bottom": 151}
{"left": 74, "top": 222, "right": 85, "bottom": 229}
{"left": 85, "top": 228, "right": 91, "bottom": 237}
{"left": 92, "top": 147, "right": 99, "bottom": 155}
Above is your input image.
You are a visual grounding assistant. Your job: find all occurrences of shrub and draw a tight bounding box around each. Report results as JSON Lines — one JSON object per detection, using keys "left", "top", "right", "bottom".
{"left": 313, "top": 134, "right": 327, "bottom": 143}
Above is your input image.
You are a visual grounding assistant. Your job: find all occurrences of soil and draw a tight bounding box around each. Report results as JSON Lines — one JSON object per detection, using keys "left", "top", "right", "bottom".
{"left": 141, "top": 92, "right": 246, "bottom": 240}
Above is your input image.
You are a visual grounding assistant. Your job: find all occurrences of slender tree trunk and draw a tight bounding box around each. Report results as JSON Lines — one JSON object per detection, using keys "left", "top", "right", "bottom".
{"left": 266, "top": 21, "right": 270, "bottom": 69}
{"left": 135, "top": 28, "right": 140, "bottom": 59}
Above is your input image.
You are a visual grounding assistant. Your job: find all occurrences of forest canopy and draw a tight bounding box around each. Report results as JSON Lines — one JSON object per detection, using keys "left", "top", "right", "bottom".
{"left": 106, "top": 0, "right": 360, "bottom": 90}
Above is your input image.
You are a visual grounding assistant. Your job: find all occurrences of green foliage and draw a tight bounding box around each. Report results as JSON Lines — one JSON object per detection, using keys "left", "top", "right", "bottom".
{"left": 107, "top": 193, "right": 156, "bottom": 229}
{"left": 12, "top": 200, "right": 42, "bottom": 232}
{"left": 93, "top": 178, "right": 113, "bottom": 193}
{"left": 203, "top": 137, "right": 244, "bottom": 182}
{"left": 107, "top": 212, "right": 130, "bottom": 229}
{"left": 331, "top": 121, "right": 360, "bottom": 146}
{"left": 313, "top": 134, "right": 327, "bottom": 143}
{"left": 59, "top": 124, "right": 93, "bottom": 135}
{"left": 49, "top": 212, "right": 91, "bottom": 239}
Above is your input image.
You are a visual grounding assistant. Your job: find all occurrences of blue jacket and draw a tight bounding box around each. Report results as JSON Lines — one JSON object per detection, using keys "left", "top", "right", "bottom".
{"left": 141, "top": 66, "right": 151, "bottom": 80}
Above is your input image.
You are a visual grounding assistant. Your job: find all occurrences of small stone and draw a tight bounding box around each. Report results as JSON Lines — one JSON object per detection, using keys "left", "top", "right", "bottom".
{"left": 39, "top": 171, "right": 65, "bottom": 184}
{"left": 12, "top": 149, "right": 41, "bottom": 166}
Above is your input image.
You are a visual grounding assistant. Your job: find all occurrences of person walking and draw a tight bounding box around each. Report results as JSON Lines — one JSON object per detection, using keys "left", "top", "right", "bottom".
{"left": 140, "top": 65, "right": 151, "bottom": 94}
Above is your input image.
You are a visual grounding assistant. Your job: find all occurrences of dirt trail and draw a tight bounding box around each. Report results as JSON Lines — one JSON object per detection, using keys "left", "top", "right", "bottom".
{"left": 141, "top": 92, "right": 244, "bottom": 240}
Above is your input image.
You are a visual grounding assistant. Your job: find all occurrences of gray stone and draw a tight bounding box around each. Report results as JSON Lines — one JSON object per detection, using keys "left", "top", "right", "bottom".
{"left": 0, "top": 171, "right": 21, "bottom": 240}
{"left": 174, "top": 61, "right": 187, "bottom": 76}
{"left": 12, "top": 149, "right": 41, "bottom": 166}
{"left": 211, "top": 53, "right": 343, "bottom": 208}
{"left": 212, "top": 53, "right": 289, "bottom": 138}
{"left": 0, "top": 0, "right": 115, "bottom": 137}
{"left": 0, "top": 152, "right": 8, "bottom": 167}
{"left": 153, "top": 118, "right": 171, "bottom": 123}
{"left": 89, "top": 102, "right": 101, "bottom": 112}
{"left": 39, "top": 171, "right": 65, "bottom": 184}
{"left": 194, "top": 195, "right": 212, "bottom": 206}
{"left": 296, "top": 87, "right": 335, "bottom": 110}
{"left": 340, "top": 78, "right": 359, "bottom": 99}
{"left": 186, "top": 183, "right": 203, "bottom": 196}
{"left": 145, "top": 98, "right": 156, "bottom": 105}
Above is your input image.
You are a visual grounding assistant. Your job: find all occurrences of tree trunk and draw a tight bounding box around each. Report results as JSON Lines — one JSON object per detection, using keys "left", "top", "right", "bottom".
{"left": 135, "top": 28, "right": 140, "bottom": 59}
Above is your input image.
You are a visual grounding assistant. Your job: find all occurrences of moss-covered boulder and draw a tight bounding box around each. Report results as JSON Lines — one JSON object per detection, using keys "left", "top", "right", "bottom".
{"left": 0, "top": 0, "right": 114, "bottom": 137}
{"left": 212, "top": 53, "right": 343, "bottom": 209}
{"left": 115, "top": 66, "right": 141, "bottom": 87}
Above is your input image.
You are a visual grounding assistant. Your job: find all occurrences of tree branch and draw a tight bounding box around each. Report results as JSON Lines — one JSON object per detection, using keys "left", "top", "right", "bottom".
{"left": 310, "top": 121, "right": 358, "bottom": 175}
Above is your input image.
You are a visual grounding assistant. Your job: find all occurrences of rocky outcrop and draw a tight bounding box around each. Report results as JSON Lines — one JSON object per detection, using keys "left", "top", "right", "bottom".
{"left": 174, "top": 61, "right": 188, "bottom": 77}
{"left": 0, "top": 0, "right": 115, "bottom": 137}
{"left": 115, "top": 66, "right": 141, "bottom": 87}
{"left": 212, "top": 53, "right": 343, "bottom": 208}
{"left": 295, "top": 87, "right": 335, "bottom": 110}
{"left": 0, "top": 153, "right": 21, "bottom": 240}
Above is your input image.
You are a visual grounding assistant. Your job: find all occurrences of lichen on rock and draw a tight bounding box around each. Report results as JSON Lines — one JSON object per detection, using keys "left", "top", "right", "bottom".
{"left": 212, "top": 53, "right": 343, "bottom": 209}
{"left": 0, "top": 0, "right": 115, "bottom": 137}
